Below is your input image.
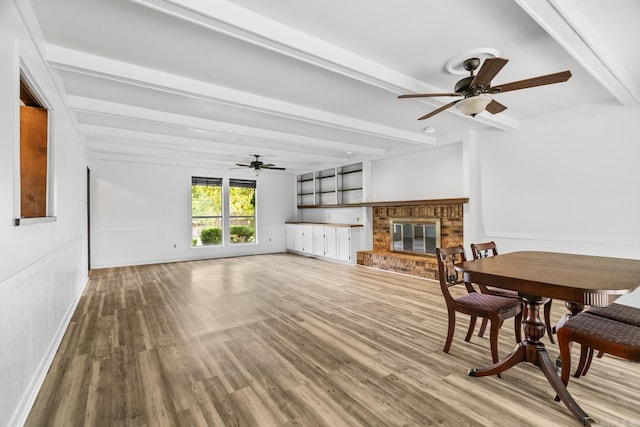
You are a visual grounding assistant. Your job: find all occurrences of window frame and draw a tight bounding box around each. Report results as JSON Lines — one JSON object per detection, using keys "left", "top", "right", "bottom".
{"left": 191, "top": 176, "right": 224, "bottom": 247}
{"left": 228, "top": 178, "right": 257, "bottom": 245}
{"left": 14, "top": 59, "right": 56, "bottom": 226}
{"left": 190, "top": 176, "right": 258, "bottom": 248}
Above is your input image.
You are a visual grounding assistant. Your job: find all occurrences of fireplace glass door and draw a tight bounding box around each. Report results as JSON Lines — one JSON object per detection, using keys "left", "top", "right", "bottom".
{"left": 391, "top": 218, "right": 440, "bottom": 256}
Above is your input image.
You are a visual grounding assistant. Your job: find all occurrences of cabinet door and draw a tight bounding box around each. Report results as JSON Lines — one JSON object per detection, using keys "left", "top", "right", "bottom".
{"left": 293, "top": 226, "right": 304, "bottom": 252}
{"left": 324, "top": 227, "right": 337, "bottom": 259}
{"left": 285, "top": 224, "right": 295, "bottom": 250}
{"left": 336, "top": 228, "right": 352, "bottom": 262}
{"left": 302, "top": 225, "right": 313, "bottom": 253}
{"left": 312, "top": 226, "right": 325, "bottom": 256}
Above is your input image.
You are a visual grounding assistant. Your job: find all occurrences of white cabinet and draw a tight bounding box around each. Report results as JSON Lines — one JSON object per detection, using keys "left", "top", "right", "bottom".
{"left": 285, "top": 224, "right": 305, "bottom": 252}
{"left": 286, "top": 223, "right": 361, "bottom": 263}
{"left": 336, "top": 227, "right": 352, "bottom": 262}
{"left": 312, "top": 226, "right": 326, "bottom": 256}
{"left": 286, "top": 223, "right": 296, "bottom": 250}
{"left": 324, "top": 227, "right": 337, "bottom": 259}
{"left": 302, "top": 226, "right": 313, "bottom": 254}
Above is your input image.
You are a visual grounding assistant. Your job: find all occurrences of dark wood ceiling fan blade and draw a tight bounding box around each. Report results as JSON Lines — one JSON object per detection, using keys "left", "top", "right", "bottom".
{"left": 418, "top": 99, "right": 460, "bottom": 120}
{"left": 485, "top": 99, "right": 507, "bottom": 114}
{"left": 492, "top": 70, "right": 572, "bottom": 93}
{"left": 235, "top": 163, "right": 250, "bottom": 167}
{"left": 470, "top": 57, "right": 509, "bottom": 88}
{"left": 398, "top": 93, "right": 460, "bottom": 99}
{"left": 262, "top": 166, "right": 286, "bottom": 170}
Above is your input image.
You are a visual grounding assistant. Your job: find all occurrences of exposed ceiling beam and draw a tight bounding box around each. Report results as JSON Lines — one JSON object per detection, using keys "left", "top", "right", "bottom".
{"left": 79, "top": 124, "right": 349, "bottom": 166}
{"left": 87, "top": 142, "right": 326, "bottom": 172}
{"left": 128, "top": 0, "right": 520, "bottom": 131}
{"left": 66, "top": 96, "right": 387, "bottom": 157}
{"left": 516, "top": 0, "right": 639, "bottom": 106}
{"left": 47, "top": 45, "right": 438, "bottom": 145}
{"left": 85, "top": 144, "right": 247, "bottom": 169}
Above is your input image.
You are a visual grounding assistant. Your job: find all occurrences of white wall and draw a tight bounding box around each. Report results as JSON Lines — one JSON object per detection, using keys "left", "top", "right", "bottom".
{"left": 371, "top": 143, "right": 464, "bottom": 201}
{"left": 91, "top": 159, "right": 296, "bottom": 268}
{"left": 0, "top": 2, "right": 89, "bottom": 426}
{"left": 476, "top": 105, "right": 640, "bottom": 259}
{"left": 367, "top": 106, "right": 640, "bottom": 261}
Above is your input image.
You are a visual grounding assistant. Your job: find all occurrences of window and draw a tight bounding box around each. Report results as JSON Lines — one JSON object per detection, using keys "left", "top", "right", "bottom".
{"left": 191, "top": 177, "right": 222, "bottom": 246}
{"left": 229, "top": 179, "right": 256, "bottom": 244}
{"left": 18, "top": 73, "right": 52, "bottom": 222}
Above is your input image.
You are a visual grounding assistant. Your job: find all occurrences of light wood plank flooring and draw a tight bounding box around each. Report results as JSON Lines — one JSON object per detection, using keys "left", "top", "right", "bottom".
{"left": 26, "top": 253, "right": 639, "bottom": 426}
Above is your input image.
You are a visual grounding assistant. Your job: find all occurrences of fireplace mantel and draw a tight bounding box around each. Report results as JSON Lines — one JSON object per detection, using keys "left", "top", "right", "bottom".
{"left": 297, "top": 197, "right": 468, "bottom": 209}
{"left": 360, "top": 198, "right": 468, "bottom": 207}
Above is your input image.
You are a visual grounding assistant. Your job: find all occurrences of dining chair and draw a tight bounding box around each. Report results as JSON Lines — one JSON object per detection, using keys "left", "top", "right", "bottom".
{"left": 435, "top": 246, "right": 523, "bottom": 367}
{"left": 556, "top": 311, "right": 640, "bottom": 392}
{"left": 470, "top": 241, "right": 555, "bottom": 343}
{"left": 570, "top": 303, "right": 640, "bottom": 378}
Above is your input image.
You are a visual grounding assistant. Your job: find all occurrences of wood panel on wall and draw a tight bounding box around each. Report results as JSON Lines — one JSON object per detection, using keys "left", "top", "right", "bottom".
{"left": 20, "top": 105, "right": 48, "bottom": 218}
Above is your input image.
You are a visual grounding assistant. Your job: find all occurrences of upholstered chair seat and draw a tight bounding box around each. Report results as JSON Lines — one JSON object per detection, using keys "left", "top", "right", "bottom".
{"left": 557, "top": 311, "right": 640, "bottom": 390}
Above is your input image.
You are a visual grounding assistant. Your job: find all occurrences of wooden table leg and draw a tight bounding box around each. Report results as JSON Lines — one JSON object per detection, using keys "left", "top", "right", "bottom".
{"left": 468, "top": 297, "right": 592, "bottom": 425}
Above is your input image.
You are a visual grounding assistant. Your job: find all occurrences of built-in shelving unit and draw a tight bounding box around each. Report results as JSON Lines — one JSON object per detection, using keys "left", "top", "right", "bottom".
{"left": 297, "top": 162, "right": 364, "bottom": 208}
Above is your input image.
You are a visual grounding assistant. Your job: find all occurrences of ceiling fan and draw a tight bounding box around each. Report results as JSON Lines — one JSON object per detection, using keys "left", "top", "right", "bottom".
{"left": 398, "top": 57, "right": 572, "bottom": 120}
{"left": 235, "top": 154, "right": 286, "bottom": 175}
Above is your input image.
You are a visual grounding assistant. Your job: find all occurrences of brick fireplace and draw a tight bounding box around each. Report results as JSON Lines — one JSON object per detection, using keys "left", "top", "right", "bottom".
{"left": 357, "top": 198, "right": 468, "bottom": 280}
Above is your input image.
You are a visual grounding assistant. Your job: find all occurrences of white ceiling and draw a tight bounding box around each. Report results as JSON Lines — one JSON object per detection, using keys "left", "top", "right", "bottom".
{"left": 27, "top": 0, "right": 640, "bottom": 173}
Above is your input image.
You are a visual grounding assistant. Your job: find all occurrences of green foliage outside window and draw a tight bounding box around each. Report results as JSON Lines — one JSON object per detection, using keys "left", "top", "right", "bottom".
{"left": 230, "top": 185, "right": 256, "bottom": 244}
{"left": 200, "top": 227, "right": 222, "bottom": 245}
{"left": 230, "top": 225, "right": 254, "bottom": 242}
{"left": 192, "top": 180, "right": 222, "bottom": 246}
{"left": 192, "top": 184, "right": 222, "bottom": 216}
{"left": 229, "top": 187, "right": 255, "bottom": 217}
{"left": 192, "top": 178, "right": 256, "bottom": 246}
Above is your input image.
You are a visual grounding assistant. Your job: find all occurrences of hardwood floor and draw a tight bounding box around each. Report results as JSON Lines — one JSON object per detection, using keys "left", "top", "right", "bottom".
{"left": 26, "top": 253, "right": 639, "bottom": 426}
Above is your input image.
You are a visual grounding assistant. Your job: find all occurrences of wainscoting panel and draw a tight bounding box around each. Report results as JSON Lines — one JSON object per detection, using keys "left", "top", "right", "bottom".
{"left": 1, "top": 236, "right": 88, "bottom": 427}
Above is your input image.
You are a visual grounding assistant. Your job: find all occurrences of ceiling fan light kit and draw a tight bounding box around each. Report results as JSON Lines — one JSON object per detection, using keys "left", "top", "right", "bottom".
{"left": 399, "top": 57, "right": 572, "bottom": 121}
{"left": 456, "top": 94, "right": 492, "bottom": 117}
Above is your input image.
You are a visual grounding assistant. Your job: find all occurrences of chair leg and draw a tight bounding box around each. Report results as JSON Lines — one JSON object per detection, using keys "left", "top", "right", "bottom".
{"left": 487, "top": 317, "right": 504, "bottom": 379}
{"left": 573, "top": 345, "right": 591, "bottom": 378}
{"left": 544, "top": 299, "right": 554, "bottom": 344}
{"left": 465, "top": 316, "right": 477, "bottom": 342}
{"left": 489, "top": 317, "right": 501, "bottom": 365}
{"left": 581, "top": 347, "right": 596, "bottom": 377}
{"left": 513, "top": 311, "right": 522, "bottom": 343}
{"left": 557, "top": 329, "right": 572, "bottom": 388}
{"left": 478, "top": 317, "right": 488, "bottom": 338}
{"left": 443, "top": 309, "right": 456, "bottom": 354}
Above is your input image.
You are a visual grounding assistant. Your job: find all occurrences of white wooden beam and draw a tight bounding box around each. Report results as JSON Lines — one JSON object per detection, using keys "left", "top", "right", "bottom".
{"left": 66, "top": 96, "right": 387, "bottom": 157}
{"left": 128, "top": 0, "right": 519, "bottom": 131}
{"left": 516, "top": 0, "right": 639, "bottom": 106}
{"left": 47, "top": 45, "right": 439, "bottom": 145}
{"left": 79, "top": 124, "right": 349, "bottom": 165}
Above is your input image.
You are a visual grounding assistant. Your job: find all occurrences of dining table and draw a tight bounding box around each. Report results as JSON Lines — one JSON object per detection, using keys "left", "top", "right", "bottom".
{"left": 455, "top": 251, "right": 640, "bottom": 425}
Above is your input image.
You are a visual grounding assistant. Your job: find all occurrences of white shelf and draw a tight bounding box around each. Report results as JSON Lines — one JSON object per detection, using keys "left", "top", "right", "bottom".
{"left": 297, "top": 162, "right": 363, "bottom": 207}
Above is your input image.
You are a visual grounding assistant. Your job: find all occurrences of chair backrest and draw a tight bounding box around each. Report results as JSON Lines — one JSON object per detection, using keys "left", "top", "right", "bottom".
{"left": 435, "top": 246, "right": 474, "bottom": 303}
{"left": 470, "top": 241, "right": 498, "bottom": 260}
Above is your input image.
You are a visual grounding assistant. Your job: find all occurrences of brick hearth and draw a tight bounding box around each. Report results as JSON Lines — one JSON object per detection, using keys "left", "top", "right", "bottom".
{"left": 357, "top": 198, "right": 467, "bottom": 279}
